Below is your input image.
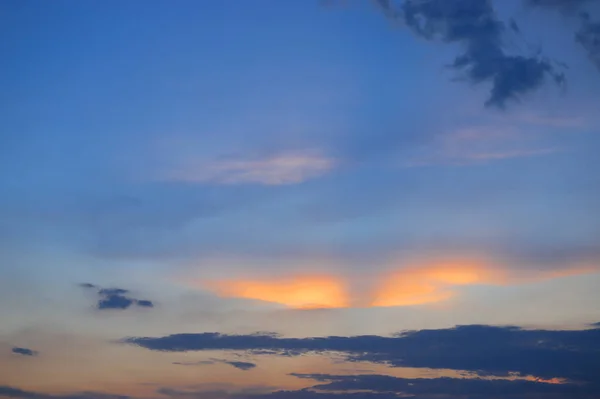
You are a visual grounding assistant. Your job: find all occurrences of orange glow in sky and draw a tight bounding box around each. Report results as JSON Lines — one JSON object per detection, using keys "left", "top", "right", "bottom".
{"left": 200, "top": 258, "right": 598, "bottom": 309}
{"left": 205, "top": 275, "right": 349, "bottom": 309}
{"left": 370, "top": 260, "right": 503, "bottom": 307}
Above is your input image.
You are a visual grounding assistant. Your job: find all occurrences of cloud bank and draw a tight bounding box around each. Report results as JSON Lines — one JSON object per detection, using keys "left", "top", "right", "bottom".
{"left": 124, "top": 324, "right": 600, "bottom": 384}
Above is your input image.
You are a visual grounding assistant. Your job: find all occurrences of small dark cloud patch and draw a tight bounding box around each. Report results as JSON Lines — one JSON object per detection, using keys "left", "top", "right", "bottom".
{"left": 173, "top": 358, "right": 256, "bottom": 371}
{"left": 225, "top": 361, "right": 256, "bottom": 371}
{"left": 373, "top": 0, "right": 565, "bottom": 108}
{"left": 98, "top": 288, "right": 129, "bottom": 296}
{"left": 125, "top": 324, "right": 600, "bottom": 384}
{"left": 79, "top": 283, "right": 154, "bottom": 311}
{"left": 11, "top": 347, "right": 38, "bottom": 357}
{"left": 79, "top": 283, "right": 97, "bottom": 289}
{"left": 136, "top": 299, "right": 154, "bottom": 308}
{"left": 97, "top": 294, "right": 135, "bottom": 310}
{"left": 172, "top": 360, "right": 215, "bottom": 366}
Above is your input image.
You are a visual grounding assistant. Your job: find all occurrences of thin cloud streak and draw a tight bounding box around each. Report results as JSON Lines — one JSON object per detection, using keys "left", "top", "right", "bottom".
{"left": 403, "top": 125, "right": 561, "bottom": 167}
{"left": 161, "top": 151, "right": 336, "bottom": 186}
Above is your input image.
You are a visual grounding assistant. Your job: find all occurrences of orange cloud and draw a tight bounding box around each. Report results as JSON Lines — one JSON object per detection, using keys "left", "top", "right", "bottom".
{"left": 523, "top": 376, "right": 567, "bottom": 385}
{"left": 371, "top": 260, "right": 506, "bottom": 307}
{"left": 205, "top": 275, "right": 349, "bottom": 309}
{"left": 198, "top": 258, "right": 599, "bottom": 309}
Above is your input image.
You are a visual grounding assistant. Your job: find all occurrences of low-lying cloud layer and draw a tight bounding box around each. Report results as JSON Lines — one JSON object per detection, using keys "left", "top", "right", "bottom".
{"left": 4, "top": 323, "right": 600, "bottom": 399}
{"left": 124, "top": 324, "right": 600, "bottom": 384}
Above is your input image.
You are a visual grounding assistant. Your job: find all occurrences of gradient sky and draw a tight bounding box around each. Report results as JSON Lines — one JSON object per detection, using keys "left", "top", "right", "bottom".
{"left": 1, "top": 1, "right": 600, "bottom": 399}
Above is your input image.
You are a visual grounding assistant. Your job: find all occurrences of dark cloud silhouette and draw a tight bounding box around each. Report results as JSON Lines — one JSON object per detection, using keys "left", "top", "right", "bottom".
{"left": 136, "top": 299, "right": 154, "bottom": 308}
{"left": 11, "top": 347, "right": 38, "bottom": 357}
{"left": 79, "top": 283, "right": 97, "bottom": 289}
{"left": 0, "top": 387, "right": 39, "bottom": 399}
{"left": 0, "top": 386, "right": 130, "bottom": 399}
{"left": 248, "top": 349, "right": 303, "bottom": 357}
{"left": 98, "top": 288, "right": 129, "bottom": 296}
{"left": 125, "top": 324, "right": 600, "bottom": 383}
{"left": 374, "top": 0, "right": 565, "bottom": 108}
{"left": 290, "top": 373, "right": 599, "bottom": 396}
{"left": 97, "top": 294, "right": 135, "bottom": 310}
{"left": 173, "top": 358, "right": 256, "bottom": 371}
{"left": 172, "top": 360, "right": 215, "bottom": 366}
{"left": 4, "top": 372, "right": 600, "bottom": 399}
{"left": 225, "top": 361, "right": 256, "bottom": 371}
{"left": 79, "top": 283, "right": 154, "bottom": 310}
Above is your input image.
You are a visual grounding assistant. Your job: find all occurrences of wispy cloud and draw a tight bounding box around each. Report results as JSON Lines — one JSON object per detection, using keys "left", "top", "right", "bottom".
{"left": 405, "top": 126, "right": 560, "bottom": 167}
{"left": 160, "top": 150, "right": 335, "bottom": 186}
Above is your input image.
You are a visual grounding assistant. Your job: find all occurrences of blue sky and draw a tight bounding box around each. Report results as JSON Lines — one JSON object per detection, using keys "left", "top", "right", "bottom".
{"left": 1, "top": 1, "right": 600, "bottom": 399}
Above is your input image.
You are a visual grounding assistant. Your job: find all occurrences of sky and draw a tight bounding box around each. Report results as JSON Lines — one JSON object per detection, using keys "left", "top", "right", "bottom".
{"left": 1, "top": 0, "right": 600, "bottom": 398}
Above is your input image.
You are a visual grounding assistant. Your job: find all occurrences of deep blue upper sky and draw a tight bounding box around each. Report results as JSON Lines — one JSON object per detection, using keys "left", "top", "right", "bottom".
{"left": 1, "top": 1, "right": 600, "bottom": 398}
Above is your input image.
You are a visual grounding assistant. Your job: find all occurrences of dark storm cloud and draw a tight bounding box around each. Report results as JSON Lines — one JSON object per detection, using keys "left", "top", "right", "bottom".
{"left": 124, "top": 324, "right": 600, "bottom": 383}
{"left": 374, "top": 0, "right": 565, "bottom": 108}
{"left": 80, "top": 284, "right": 154, "bottom": 310}
{"left": 11, "top": 347, "right": 38, "bottom": 357}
